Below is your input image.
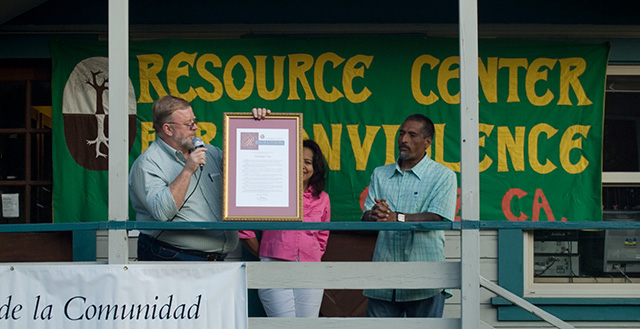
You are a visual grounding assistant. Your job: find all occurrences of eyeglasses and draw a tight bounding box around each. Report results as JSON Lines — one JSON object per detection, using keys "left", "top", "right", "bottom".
{"left": 167, "top": 119, "right": 198, "bottom": 129}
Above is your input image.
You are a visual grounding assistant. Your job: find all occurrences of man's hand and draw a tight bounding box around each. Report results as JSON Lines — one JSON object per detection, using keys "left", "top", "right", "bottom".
{"left": 370, "top": 198, "right": 395, "bottom": 222}
{"left": 252, "top": 108, "right": 271, "bottom": 120}
{"left": 185, "top": 147, "right": 207, "bottom": 174}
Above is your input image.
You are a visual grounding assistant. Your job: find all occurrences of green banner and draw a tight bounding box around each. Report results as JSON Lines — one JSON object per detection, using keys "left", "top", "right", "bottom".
{"left": 51, "top": 36, "right": 609, "bottom": 223}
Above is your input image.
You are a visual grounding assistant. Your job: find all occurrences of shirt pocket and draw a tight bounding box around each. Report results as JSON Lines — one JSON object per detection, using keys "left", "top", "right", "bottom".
{"left": 204, "top": 172, "right": 223, "bottom": 199}
{"left": 410, "top": 190, "right": 427, "bottom": 213}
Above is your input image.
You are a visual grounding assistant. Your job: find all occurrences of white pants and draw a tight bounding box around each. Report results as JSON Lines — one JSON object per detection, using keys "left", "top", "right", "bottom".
{"left": 258, "top": 257, "right": 324, "bottom": 317}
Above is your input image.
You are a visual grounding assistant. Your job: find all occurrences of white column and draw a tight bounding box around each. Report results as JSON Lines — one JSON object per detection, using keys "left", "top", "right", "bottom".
{"left": 459, "top": 0, "right": 481, "bottom": 327}
{"left": 107, "top": 0, "right": 129, "bottom": 264}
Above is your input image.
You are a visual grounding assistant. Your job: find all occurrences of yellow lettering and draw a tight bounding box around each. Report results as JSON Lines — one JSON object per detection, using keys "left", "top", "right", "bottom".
{"left": 479, "top": 57, "right": 498, "bottom": 103}
{"left": 411, "top": 55, "right": 440, "bottom": 105}
{"left": 315, "top": 52, "right": 345, "bottom": 102}
{"left": 478, "top": 123, "right": 494, "bottom": 172}
{"left": 137, "top": 54, "right": 167, "bottom": 103}
{"left": 437, "top": 56, "right": 460, "bottom": 104}
{"left": 347, "top": 125, "right": 380, "bottom": 171}
{"left": 382, "top": 125, "right": 400, "bottom": 165}
{"left": 195, "top": 54, "right": 223, "bottom": 102}
{"left": 499, "top": 58, "right": 528, "bottom": 103}
{"left": 288, "top": 54, "right": 315, "bottom": 100}
{"left": 167, "top": 52, "right": 197, "bottom": 101}
{"left": 528, "top": 123, "right": 558, "bottom": 174}
{"left": 141, "top": 122, "right": 155, "bottom": 153}
{"left": 526, "top": 58, "right": 557, "bottom": 106}
{"left": 223, "top": 55, "right": 254, "bottom": 101}
{"left": 560, "top": 125, "right": 590, "bottom": 174}
{"left": 434, "top": 124, "right": 460, "bottom": 172}
{"left": 255, "top": 55, "right": 285, "bottom": 101}
{"left": 497, "top": 126, "right": 525, "bottom": 172}
{"left": 558, "top": 57, "right": 592, "bottom": 106}
{"left": 197, "top": 122, "right": 217, "bottom": 144}
{"left": 343, "top": 55, "right": 373, "bottom": 103}
{"left": 312, "top": 123, "right": 342, "bottom": 170}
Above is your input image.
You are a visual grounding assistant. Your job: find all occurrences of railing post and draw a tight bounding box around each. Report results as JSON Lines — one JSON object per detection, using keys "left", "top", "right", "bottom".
{"left": 459, "top": 0, "right": 481, "bottom": 326}
{"left": 107, "top": 0, "right": 130, "bottom": 264}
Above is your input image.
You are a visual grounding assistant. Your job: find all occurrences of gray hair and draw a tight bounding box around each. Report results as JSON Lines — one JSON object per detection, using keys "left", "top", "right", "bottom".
{"left": 152, "top": 96, "right": 191, "bottom": 135}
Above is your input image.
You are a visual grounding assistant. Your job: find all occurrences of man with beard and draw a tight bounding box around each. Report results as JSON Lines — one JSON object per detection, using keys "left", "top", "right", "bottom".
{"left": 361, "top": 113, "right": 457, "bottom": 317}
{"left": 130, "top": 95, "right": 269, "bottom": 261}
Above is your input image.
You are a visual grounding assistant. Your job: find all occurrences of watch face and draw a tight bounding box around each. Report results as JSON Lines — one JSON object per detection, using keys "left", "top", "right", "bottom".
{"left": 397, "top": 213, "right": 405, "bottom": 222}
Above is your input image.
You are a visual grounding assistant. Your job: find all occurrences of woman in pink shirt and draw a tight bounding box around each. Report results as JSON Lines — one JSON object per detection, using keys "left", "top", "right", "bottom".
{"left": 240, "top": 139, "right": 331, "bottom": 317}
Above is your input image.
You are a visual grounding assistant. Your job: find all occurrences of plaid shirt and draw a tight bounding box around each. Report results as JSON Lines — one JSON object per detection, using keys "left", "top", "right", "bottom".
{"left": 129, "top": 138, "right": 238, "bottom": 253}
{"left": 363, "top": 154, "right": 457, "bottom": 302}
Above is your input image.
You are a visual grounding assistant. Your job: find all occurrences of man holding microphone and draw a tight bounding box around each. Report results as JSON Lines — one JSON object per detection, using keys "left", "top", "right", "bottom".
{"left": 129, "top": 95, "right": 269, "bottom": 261}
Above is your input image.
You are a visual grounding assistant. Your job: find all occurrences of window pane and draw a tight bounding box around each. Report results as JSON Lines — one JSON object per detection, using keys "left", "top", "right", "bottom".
{"left": 534, "top": 229, "right": 640, "bottom": 281}
{"left": 603, "top": 186, "right": 640, "bottom": 212}
{"left": 31, "top": 80, "right": 51, "bottom": 106}
{"left": 30, "top": 185, "right": 52, "bottom": 223}
{"left": 603, "top": 75, "right": 640, "bottom": 172}
{"left": 0, "top": 82, "right": 26, "bottom": 128}
{"left": 31, "top": 132, "right": 52, "bottom": 181}
{"left": 30, "top": 81, "right": 52, "bottom": 129}
{"left": 0, "top": 133, "right": 25, "bottom": 180}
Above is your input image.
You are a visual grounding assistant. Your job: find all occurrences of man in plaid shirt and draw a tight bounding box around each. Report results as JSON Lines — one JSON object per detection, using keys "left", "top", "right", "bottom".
{"left": 361, "top": 113, "right": 457, "bottom": 318}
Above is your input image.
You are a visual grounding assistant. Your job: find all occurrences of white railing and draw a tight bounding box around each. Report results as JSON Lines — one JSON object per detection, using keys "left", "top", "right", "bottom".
{"left": 1, "top": 221, "right": 617, "bottom": 328}
{"left": 246, "top": 261, "right": 462, "bottom": 329}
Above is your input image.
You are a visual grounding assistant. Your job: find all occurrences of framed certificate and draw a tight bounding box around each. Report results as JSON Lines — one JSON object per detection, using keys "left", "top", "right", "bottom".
{"left": 222, "top": 112, "right": 303, "bottom": 221}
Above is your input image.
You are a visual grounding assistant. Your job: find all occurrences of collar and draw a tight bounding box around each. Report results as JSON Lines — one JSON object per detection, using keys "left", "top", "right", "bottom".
{"left": 303, "top": 186, "right": 317, "bottom": 199}
{"left": 156, "top": 137, "right": 187, "bottom": 162}
{"left": 392, "top": 154, "right": 432, "bottom": 180}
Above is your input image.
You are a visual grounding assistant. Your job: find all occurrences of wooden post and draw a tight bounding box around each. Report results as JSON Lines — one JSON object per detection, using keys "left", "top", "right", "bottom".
{"left": 459, "top": 0, "right": 481, "bottom": 327}
{"left": 107, "top": 0, "right": 129, "bottom": 264}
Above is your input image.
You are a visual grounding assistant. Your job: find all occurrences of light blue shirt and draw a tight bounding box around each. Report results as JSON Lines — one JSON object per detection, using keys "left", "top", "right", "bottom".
{"left": 129, "top": 138, "right": 238, "bottom": 253}
{"left": 363, "top": 154, "right": 457, "bottom": 302}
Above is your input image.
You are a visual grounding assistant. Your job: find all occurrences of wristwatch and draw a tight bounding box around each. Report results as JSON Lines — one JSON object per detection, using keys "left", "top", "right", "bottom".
{"left": 397, "top": 212, "right": 405, "bottom": 222}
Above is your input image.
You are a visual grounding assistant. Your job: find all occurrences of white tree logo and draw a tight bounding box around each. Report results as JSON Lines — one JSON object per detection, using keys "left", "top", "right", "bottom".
{"left": 62, "top": 57, "right": 137, "bottom": 170}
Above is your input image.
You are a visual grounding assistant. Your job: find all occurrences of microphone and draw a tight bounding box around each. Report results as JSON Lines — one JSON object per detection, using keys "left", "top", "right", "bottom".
{"left": 193, "top": 137, "right": 205, "bottom": 170}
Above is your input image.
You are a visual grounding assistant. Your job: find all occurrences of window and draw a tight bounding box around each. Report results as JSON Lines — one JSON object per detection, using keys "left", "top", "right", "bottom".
{"left": 526, "top": 66, "right": 640, "bottom": 298}
{"left": 0, "top": 59, "right": 52, "bottom": 224}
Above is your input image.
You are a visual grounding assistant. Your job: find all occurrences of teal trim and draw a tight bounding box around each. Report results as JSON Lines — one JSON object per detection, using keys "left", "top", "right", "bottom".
{"left": 0, "top": 221, "right": 457, "bottom": 232}
{"left": 482, "top": 221, "right": 640, "bottom": 229}
{"left": 72, "top": 230, "right": 96, "bottom": 261}
{"left": 2, "top": 221, "right": 640, "bottom": 233}
{"left": 498, "top": 229, "right": 524, "bottom": 295}
{"left": 492, "top": 297, "right": 640, "bottom": 305}
{"left": 497, "top": 305, "right": 640, "bottom": 321}
{"left": 0, "top": 222, "right": 106, "bottom": 233}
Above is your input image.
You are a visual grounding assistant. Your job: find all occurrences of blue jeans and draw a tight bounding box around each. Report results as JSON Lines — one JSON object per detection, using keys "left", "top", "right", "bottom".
{"left": 137, "top": 233, "right": 225, "bottom": 261}
{"left": 365, "top": 291, "right": 446, "bottom": 317}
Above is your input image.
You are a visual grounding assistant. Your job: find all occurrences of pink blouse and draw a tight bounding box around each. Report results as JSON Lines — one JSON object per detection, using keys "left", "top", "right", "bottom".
{"left": 239, "top": 188, "right": 331, "bottom": 262}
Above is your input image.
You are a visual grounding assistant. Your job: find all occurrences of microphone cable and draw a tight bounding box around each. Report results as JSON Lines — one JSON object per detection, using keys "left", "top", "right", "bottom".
{"left": 139, "top": 136, "right": 206, "bottom": 260}
{"left": 148, "top": 166, "right": 203, "bottom": 254}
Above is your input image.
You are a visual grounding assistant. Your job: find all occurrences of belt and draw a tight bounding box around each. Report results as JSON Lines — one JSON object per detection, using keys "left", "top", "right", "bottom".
{"left": 142, "top": 233, "right": 227, "bottom": 261}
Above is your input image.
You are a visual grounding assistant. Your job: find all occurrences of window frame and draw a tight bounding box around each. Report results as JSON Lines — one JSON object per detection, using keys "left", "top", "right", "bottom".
{"left": 0, "top": 59, "right": 52, "bottom": 224}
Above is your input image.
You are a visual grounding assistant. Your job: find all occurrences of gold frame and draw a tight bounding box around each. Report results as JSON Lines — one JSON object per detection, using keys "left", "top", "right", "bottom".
{"left": 222, "top": 112, "right": 303, "bottom": 221}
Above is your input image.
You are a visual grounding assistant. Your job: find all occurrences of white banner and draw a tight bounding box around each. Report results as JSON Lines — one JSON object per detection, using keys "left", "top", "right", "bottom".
{"left": 0, "top": 263, "right": 247, "bottom": 329}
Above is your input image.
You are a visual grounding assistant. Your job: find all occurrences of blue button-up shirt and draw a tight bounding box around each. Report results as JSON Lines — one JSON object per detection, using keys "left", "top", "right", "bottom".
{"left": 363, "top": 154, "right": 457, "bottom": 302}
{"left": 129, "top": 138, "right": 238, "bottom": 253}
